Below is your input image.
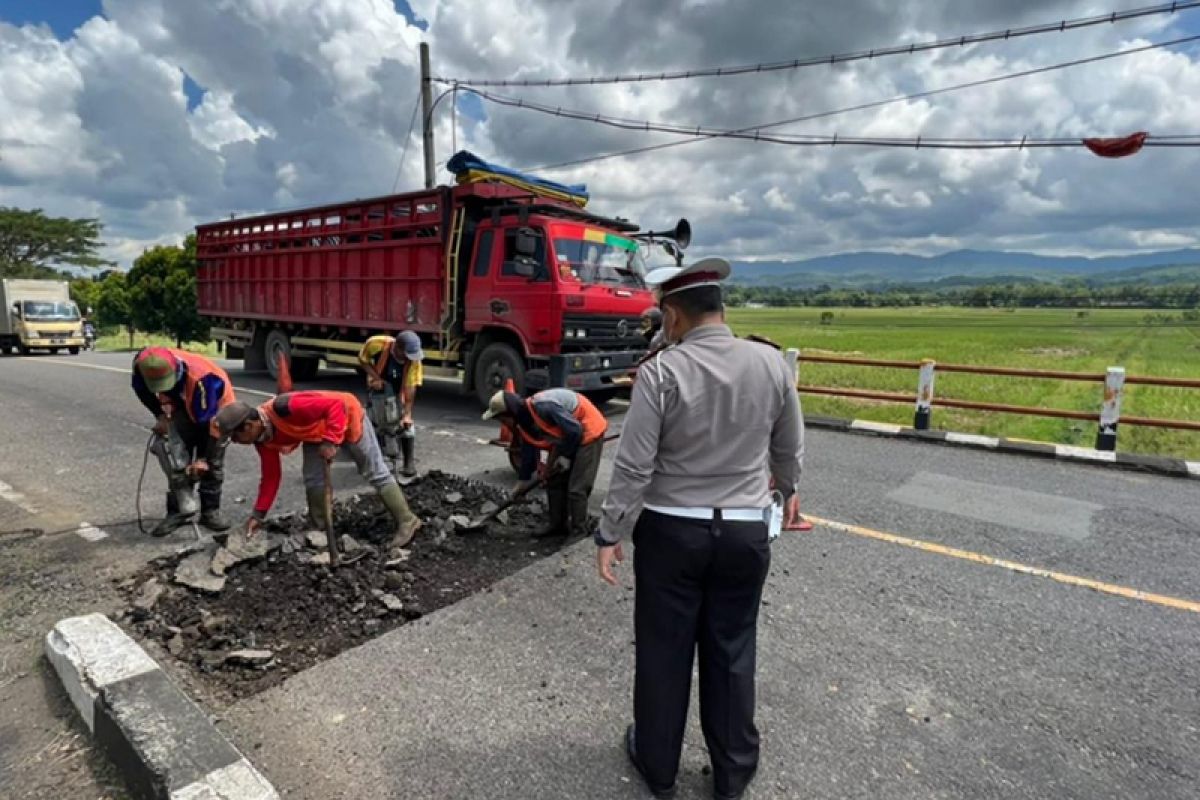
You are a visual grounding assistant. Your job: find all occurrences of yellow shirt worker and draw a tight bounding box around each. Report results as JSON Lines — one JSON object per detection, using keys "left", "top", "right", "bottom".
{"left": 357, "top": 331, "right": 424, "bottom": 477}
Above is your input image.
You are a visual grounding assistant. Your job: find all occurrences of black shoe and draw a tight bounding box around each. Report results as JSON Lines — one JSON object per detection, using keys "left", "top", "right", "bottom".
{"left": 199, "top": 509, "right": 232, "bottom": 532}
{"left": 530, "top": 526, "right": 568, "bottom": 540}
{"left": 625, "top": 725, "right": 676, "bottom": 799}
{"left": 713, "top": 765, "right": 757, "bottom": 800}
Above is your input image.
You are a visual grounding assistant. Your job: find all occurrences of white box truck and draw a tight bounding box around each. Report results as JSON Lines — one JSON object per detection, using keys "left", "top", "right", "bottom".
{"left": 0, "top": 279, "right": 87, "bottom": 355}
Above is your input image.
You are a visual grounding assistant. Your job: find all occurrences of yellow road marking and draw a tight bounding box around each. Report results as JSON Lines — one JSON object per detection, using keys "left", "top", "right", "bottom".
{"left": 18, "top": 357, "right": 273, "bottom": 397}
{"left": 805, "top": 514, "right": 1200, "bottom": 615}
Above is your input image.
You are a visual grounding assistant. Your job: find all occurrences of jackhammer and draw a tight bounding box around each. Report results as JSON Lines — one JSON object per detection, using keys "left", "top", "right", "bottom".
{"left": 147, "top": 412, "right": 202, "bottom": 538}
{"left": 366, "top": 384, "right": 416, "bottom": 482}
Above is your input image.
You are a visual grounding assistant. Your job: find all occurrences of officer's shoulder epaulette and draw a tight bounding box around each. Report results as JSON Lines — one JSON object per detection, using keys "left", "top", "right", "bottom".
{"left": 743, "top": 333, "right": 782, "bottom": 350}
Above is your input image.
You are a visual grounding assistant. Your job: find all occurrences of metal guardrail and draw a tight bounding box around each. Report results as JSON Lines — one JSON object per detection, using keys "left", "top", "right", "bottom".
{"left": 788, "top": 351, "right": 1200, "bottom": 450}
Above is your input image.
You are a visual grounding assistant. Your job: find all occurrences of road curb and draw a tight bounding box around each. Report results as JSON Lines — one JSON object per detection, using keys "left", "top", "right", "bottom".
{"left": 45, "top": 613, "right": 278, "bottom": 800}
{"left": 805, "top": 415, "right": 1200, "bottom": 480}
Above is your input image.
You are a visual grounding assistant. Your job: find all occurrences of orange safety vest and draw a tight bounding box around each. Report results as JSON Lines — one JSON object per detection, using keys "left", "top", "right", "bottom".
{"left": 171, "top": 350, "right": 236, "bottom": 423}
{"left": 522, "top": 393, "right": 607, "bottom": 451}
{"left": 260, "top": 391, "right": 365, "bottom": 452}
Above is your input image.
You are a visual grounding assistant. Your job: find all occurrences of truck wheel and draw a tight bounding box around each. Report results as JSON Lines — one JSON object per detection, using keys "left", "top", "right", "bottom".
{"left": 264, "top": 329, "right": 291, "bottom": 381}
{"left": 473, "top": 342, "right": 525, "bottom": 407}
{"left": 16, "top": 343, "right": 29, "bottom": 356}
{"left": 68, "top": 346, "right": 80, "bottom": 355}
{"left": 291, "top": 356, "right": 320, "bottom": 381}
{"left": 0, "top": 344, "right": 12, "bottom": 356}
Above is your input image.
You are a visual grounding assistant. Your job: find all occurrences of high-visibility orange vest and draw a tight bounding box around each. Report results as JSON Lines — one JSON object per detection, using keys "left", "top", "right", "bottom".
{"left": 260, "top": 391, "right": 365, "bottom": 452}
{"left": 522, "top": 393, "right": 607, "bottom": 451}
{"left": 172, "top": 350, "right": 236, "bottom": 423}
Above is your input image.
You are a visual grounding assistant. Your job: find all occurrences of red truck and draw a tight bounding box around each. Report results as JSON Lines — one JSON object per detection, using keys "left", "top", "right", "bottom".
{"left": 196, "top": 181, "right": 686, "bottom": 404}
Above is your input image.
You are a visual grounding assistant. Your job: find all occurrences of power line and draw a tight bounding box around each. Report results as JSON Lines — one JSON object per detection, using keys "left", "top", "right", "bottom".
{"left": 433, "top": 1, "right": 1200, "bottom": 87}
{"left": 492, "top": 34, "right": 1200, "bottom": 171}
{"left": 391, "top": 94, "right": 423, "bottom": 192}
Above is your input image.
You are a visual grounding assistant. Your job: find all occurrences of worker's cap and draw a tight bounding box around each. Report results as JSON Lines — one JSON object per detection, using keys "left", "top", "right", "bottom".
{"left": 211, "top": 401, "right": 258, "bottom": 440}
{"left": 481, "top": 390, "right": 522, "bottom": 421}
{"left": 134, "top": 347, "right": 180, "bottom": 393}
{"left": 393, "top": 330, "right": 424, "bottom": 362}
{"left": 644, "top": 257, "right": 731, "bottom": 299}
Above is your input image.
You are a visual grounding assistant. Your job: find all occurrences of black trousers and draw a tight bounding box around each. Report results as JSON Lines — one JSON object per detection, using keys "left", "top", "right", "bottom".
{"left": 632, "top": 509, "right": 770, "bottom": 796}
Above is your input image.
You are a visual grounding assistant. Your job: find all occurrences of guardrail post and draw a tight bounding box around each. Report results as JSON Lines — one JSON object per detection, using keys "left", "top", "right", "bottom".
{"left": 914, "top": 359, "right": 936, "bottom": 430}
{"left": 785, "top": 348, "right": 800, "bottom": 385}
{"left": 1095, "top": 366, "right": 1125, "bottom": 451}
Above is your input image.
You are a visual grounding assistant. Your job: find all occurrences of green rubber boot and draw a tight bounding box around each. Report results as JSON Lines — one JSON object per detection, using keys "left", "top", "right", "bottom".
{"left": 379, "top": 482, "right": 422, "bottom": 550}
{"left": 306, "top": 488, "right": 330, "bottom": 531}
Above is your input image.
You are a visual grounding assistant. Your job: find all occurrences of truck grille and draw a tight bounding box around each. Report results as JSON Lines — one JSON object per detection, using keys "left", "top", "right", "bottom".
{"left": 561, "top": 314, "right": 645, "bottom": 350}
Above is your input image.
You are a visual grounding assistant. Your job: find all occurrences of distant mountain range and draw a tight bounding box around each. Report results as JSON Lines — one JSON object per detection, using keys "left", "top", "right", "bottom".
{"left": 728, "top": 248, "right": 1200, "bottom": 289}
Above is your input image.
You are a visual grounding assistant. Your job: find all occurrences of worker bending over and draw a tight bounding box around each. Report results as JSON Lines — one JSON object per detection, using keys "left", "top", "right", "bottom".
{"left": 132, "top": 347, "right": 235, "bottom": 536}
{"left": 483, "top": 388, "right": 607, "bottom": 539}
{"left": 213, "top": 391, "right": 422, "bottom": 552}
{"left": 357, "top": 331, "right": 423, "bottom": 478}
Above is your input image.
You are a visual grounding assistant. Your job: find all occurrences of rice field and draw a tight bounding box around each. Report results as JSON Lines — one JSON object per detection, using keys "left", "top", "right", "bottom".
{"left": 724, "top": 307, "right": 1200, "bottom": 459}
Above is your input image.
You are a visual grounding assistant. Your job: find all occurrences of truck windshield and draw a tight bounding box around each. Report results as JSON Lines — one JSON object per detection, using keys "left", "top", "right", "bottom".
{"left": 553, "top": 237, "right": 647, "bottom": 289}
{"left": 22, "top": 301, "right": 80, "bottom": 321}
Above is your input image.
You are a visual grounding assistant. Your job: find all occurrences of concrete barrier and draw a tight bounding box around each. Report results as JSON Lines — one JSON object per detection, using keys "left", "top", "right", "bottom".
{"left": 45, "top": 613, "right": 278, "bottom": 800}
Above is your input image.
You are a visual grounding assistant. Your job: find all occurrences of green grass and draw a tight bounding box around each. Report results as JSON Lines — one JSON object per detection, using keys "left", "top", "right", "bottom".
{"left": 725, "top": 307, "right": 1200, "bottom": 460}
{"left": 95, "top": 328, "right": 218, "bottom": 356}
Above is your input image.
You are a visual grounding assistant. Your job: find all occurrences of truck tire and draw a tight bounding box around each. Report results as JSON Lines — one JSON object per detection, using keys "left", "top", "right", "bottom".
{"left": 473, "top": 342, "right": 525, "bottom": 407}
{"left": 264, "top": 329, "right": 291, "bottom": 381}
{"left": 68, "top": 346, "right": 80, "bottom": 355}
{"left": 16, "top": 343, "right": 29, "bottom": 356}
{"left": 1, "top": 344, "right": 12, "bottom": 356}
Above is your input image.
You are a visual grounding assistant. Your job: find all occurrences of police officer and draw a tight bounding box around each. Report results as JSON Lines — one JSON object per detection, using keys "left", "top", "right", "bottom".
{"left": 357, "top": 331, "right": 423, "bottom": 478}
{"left": 596, "top": 257, "right": 804, "bottom": 800}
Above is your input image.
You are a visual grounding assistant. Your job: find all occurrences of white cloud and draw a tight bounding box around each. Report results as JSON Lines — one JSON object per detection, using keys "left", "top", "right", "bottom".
{"left": 0, "top": 0, "right": 1197, "bottom": 267}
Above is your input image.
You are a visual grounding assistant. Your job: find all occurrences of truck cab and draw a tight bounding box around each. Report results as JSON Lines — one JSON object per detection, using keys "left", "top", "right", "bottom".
{"left": 463, "top": 204, "right": 655, "bottom": 404}
{"left": 0, "top": 279, "right": 87, "bottom": 355}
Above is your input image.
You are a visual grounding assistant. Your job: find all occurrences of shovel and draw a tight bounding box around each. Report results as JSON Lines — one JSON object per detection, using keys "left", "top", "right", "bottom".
{"left": 458, "top": 474, "right": 549, "bottom": 534}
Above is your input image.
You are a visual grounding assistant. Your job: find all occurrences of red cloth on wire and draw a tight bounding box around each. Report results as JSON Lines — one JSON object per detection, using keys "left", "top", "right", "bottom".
{"left": 1082, "top": 132, "right": 1148, "bottom": 158}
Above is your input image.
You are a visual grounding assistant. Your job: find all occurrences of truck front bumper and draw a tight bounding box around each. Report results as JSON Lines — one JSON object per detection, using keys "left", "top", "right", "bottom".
{"left": 548, "top": 350, "right": 645, "bottom": 391}
{"left": 26, "top": 337, "right": 85, "bottom": 348}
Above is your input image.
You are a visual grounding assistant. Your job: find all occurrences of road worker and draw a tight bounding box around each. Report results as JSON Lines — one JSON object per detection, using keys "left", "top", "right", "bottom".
{"left": 357, "top": 331, "right": 424, "bottom": 478}
{"left": 212, "top": 391, "right": 422, "bottom": 552}
{"left": 482, "top": 387, "right": 607, "bottom": 539}
{"left": 132, "top": 347, "right": 235, "bottom": 536}
{"left": 595, "top": 257, "right": 804, "bottom": 800}
{"left": 640, "top": 306, "right": 665, "bottom": 350}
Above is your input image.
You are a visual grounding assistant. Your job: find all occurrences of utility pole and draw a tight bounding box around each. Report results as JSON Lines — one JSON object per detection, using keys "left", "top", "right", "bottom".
{"left": 419, "top": 42, "right": 435, "bottom": 189}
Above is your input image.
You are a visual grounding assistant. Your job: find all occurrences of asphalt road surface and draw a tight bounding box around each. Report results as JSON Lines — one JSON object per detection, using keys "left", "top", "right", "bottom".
{"left": 2, "top": 349, "right": 1199, "bottom": 799}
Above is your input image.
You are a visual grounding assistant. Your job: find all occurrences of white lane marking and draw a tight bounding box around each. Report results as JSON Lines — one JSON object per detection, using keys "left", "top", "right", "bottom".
{"left": 0, "top": 479, "right": 38, "bottom": 514}
{"left": 18, "top": 357, "right": 273, "bottom": 396}
{"left": 945, "top": 432, "right": 999, "bottom": 448}
{"left": 1055, "top": 444, "right": 1117, "bottom": 463}
{"left": 850, "top": 419, "right": 904, "bottom": 434}
{"left": 76, "top": 522, "right": 108, "bottom": 542}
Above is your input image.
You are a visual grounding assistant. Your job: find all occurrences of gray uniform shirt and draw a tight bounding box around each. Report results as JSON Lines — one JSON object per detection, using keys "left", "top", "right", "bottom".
{"left": 598, "top": 323, "right": 804, "bottom": 545}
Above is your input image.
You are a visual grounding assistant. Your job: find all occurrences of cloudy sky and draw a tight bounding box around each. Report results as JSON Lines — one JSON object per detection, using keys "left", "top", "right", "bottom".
{"left": 2, "top": 0, "right": 1199, "bottom": 267}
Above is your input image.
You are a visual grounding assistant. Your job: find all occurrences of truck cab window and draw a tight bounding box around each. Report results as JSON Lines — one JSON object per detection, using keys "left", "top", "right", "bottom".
{"left": 502, "top": 228, "right": 547, "bottom": 280}
{"left": 473, "top": 229, "right": 495, "bottom": 277}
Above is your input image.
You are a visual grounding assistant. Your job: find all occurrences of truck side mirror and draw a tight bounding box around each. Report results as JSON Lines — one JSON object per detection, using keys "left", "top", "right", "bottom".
{"left": 11, "top": 303, "right": 19, "bottom": 318}
{"left": 514, "top": 229, "right": 538, "bottom": 257}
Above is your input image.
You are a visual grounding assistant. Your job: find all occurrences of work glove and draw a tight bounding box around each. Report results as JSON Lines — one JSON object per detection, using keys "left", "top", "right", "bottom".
{"left": 185, "top": 460, "right": 209, "bottom": 479}
{"left": 553, "top": 455, "right": 572, "bottom": 474}
{"left": 152, "top": 415, "right": 170, "bottom": 436}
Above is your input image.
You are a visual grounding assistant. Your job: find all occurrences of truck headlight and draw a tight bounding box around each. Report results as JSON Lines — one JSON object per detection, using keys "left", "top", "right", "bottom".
{"left": 575, "top": 328, "right": 587, "bottom": 338}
